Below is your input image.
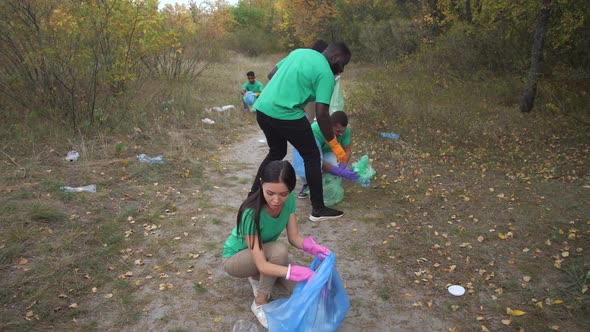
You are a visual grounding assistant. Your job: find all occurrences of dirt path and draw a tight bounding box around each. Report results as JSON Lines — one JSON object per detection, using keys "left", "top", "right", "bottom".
{"left": 125, "top": 126, "right": 448, "bottom": 331}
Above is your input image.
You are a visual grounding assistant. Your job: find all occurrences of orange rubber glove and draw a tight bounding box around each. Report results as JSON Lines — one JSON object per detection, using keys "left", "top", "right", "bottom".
{"left": 327, "top": 137, "right": 347, "bottom": 163}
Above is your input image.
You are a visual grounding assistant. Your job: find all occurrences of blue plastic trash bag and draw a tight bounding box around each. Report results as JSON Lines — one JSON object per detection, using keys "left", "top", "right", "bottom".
{"left": 243, "top": 91, "right": 256, "bottom": 106}
{"left": 263, "top": 253, "right": 350, "bottom": 332}
{"left": 292, "top": 139, "right": 323, "bottom": 179}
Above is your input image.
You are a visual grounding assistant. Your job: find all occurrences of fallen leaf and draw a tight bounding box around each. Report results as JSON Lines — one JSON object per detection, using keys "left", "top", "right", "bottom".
{"left": 552, "top": 299, "right": 563, "bottom": 304}
{"left": 18, "top": 257, "right": 28, "bottom": 265}
{"left": 523, "top": 276, "right": 531, "bottom": 282}
{"left": 477, "top": 236, "right": 484, "bottom": 243}
{"left": 214, "top": 316, "right": 221, "bottom": 323}
{"left": 69, "top": 303, "right": 78, "bottom": 309}
{"left": 104, "top": 293, "right": 113, "bottom": 299}
{"left": 506, "top": 307, "right": 526, "bottom": 316}
{"left": 549, "top": 325, "right": 559, "bottom": 330}
{"left": 501, "top": 318, "right": 511, "bottom": 325}
{"left": 482, "top": 326, "right": 490, "bottom": 332}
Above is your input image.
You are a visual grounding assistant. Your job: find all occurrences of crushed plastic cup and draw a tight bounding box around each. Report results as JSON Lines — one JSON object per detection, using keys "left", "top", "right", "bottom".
{"left": 232, "top": 319, "right": 258, "bottom": 332}
{"left": 60, "top": 184, "right": 96, "bottom": 193}
{"left": 136, "top": 154, "right": 165, "bottom": 164}
{"left": 380, "top": 132, "right": 400, "bottom": 140}
{"left": 66, "top": 151, "right": 80, "bottom": 162}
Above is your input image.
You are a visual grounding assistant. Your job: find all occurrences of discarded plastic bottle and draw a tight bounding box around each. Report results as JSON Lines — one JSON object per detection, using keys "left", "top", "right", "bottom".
{"left": 136, "top": 154, "right": 165, "bottom": 164}
{"left": 380, "top": 132, "right": 400, "bottom": 140}
{"left": 60, "top": 184, "right": 96, "bottom": 193}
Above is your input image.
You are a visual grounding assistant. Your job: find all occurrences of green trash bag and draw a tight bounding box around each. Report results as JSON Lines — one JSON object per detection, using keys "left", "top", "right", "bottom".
{"left": 352, "top": 155, "right": 376, "bottom": 187}
{"left": 329, "top": 76, "right": 344, "bottom": 115}
{"left": 323, "top": 174, "right": 344, "bottom": 206}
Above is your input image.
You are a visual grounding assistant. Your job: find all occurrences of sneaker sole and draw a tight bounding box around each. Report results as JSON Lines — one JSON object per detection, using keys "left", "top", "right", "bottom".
{"left": 309, "top": 213, "right": 344, "bottom": 222}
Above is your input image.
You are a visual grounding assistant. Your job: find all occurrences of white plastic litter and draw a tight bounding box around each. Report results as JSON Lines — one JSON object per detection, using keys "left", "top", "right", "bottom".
{"left": 232, "top": 319, "right": 258, "bottom": 332}
{"left": 205, "top": 105, "right": 235, "bottom": 112}
{"left": 60, "top": 184, "right": 96, "bottom": 192}
{"left": 201, "top": 118, "right": 215, "bottom": 125}
{"left": 66, "top": 151, "right": 80, "bottom": 162}
{"left": 136, "top": 154, "right": 165, "bottom": 164}
{"left": 448, "top": 285, "right": 466, "bottom": 296}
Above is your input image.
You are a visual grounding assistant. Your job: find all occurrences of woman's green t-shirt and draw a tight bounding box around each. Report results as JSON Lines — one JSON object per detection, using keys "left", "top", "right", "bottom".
{"left": 222, "top": 192, "right": 295, "bottom": 258}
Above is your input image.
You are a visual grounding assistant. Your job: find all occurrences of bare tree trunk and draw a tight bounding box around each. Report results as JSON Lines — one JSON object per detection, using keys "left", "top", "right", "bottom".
{"left": 520, "top": 1, "right": 551, "bottom": 113}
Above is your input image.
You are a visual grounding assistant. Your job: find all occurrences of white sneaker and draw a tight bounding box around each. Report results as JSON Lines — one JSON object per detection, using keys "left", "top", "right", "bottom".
{"left": 248, "top": 277, "right": 260, "bottom": 297}
{"left": 251, "top": 300, "right": 268, "bottom": 329}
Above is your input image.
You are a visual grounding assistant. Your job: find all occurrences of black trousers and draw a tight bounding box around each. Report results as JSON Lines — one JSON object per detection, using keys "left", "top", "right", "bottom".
{"left": 251, "top": 111, "right": 325, "bottom": 211}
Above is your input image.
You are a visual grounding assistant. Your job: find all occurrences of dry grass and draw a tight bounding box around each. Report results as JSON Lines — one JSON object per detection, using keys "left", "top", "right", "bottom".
{"left": 343, "top": 59, "right": 590, "bottom": 331}
{"left": 1, "top": 49, "right": 589, "bottom": 331}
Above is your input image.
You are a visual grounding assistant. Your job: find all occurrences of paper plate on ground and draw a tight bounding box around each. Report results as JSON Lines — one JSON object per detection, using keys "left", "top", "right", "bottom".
{"left": 448, "top": 285, "right": 465, "bottom": 296}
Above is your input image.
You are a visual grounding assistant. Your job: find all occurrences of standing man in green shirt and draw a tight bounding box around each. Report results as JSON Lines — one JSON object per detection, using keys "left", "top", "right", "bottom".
{"left": 250, "top": 41, "right": 352, "bottom": 222}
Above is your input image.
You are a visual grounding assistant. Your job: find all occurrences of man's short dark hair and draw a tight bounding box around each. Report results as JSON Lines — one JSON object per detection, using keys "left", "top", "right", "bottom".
{"left": 325, "top": 41, "right": 351, "bottom": 57}
{"left": 247, "top": 71, "right": 255, "bottom": 77}
{"left": 311, "top": 40, "right": 328, "bottom": 53}
{"left": 331, "top": 111, "right": 348, "bottom": 127}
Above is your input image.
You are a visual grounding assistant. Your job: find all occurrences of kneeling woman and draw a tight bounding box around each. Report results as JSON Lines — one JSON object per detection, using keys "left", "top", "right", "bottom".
{"left": 222, "top": 160, "right": 330, "bottom": 328}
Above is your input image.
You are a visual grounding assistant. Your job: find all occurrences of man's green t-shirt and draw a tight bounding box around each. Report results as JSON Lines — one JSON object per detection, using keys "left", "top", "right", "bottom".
{"left": 311, "top": 121, "right": 351, "bottom": 154}
{"left": 222, "top": 192, "right": 296, "bottom": 258}
{"left": 254, "top": 49, "right": 335, "bottom": 121}
{"left": 242, "top": 80, "right": 264, "bottom": 93}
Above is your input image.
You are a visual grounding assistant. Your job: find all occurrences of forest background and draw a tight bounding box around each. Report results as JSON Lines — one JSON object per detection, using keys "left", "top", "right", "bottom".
{"left": 1, "top": 0, "right": 589, "bottom": 331}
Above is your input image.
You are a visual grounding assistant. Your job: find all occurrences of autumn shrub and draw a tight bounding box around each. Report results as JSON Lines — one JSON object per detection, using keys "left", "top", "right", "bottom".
{"left": 421, "top": 23, "right": 529, "bottom": 76}
{"left": 359, "top": 18, "right": 425, "bottom": 62}
{"left": 347, "top": 51, "right": 590, "bottom": 182}
{"left": 227, "top": 29, "right": 277, "bottom": 56}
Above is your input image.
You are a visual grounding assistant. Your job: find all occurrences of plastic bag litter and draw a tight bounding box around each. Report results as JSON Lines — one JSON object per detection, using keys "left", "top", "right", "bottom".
{"left": 243, "top": 91, "right": 256, "bottom": 106}
{"left": 136, "top": 154, "right": 165, "bottom": 164}
{"left": 322, "top": 174, "right": 344, "bottom": 206}
{"left": 60, "top": 184, "right": 96, "bottom": 193}
{"left": 352, "top": 155, "right": 376, "bottom": 187}
{"left": 205, "top": 105, "right": 235, "bottom": 112}
{"left": 232, "top": 319, "right": 258, "bottom": 332}
{"left": 329, "top": 76, "right": 344, "bottom": 115}
{"left": 65, "top": 151, "right": 80, "bottom": 162}
{"left": 263, "top": 253, "right": 350, "bottom": 332}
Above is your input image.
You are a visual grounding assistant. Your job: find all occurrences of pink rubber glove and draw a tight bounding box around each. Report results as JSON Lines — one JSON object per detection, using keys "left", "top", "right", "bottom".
{"left": 328, "top": 164, "right": 359, "bottom": 181}
{"left": 286, "top": 265, "right": 314, "bottom": 282}
{"left": 302, "top": 237, "right": 331, "bottom": 260}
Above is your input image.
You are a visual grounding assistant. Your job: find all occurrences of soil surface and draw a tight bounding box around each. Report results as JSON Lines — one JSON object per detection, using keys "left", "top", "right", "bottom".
{"left": 126, "top": 127, "right": 448, "bottom": 331}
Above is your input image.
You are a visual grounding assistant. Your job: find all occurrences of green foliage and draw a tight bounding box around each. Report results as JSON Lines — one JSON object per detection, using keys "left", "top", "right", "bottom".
{"left": 360, "top": 18, "right": 425, "bottom": 62}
